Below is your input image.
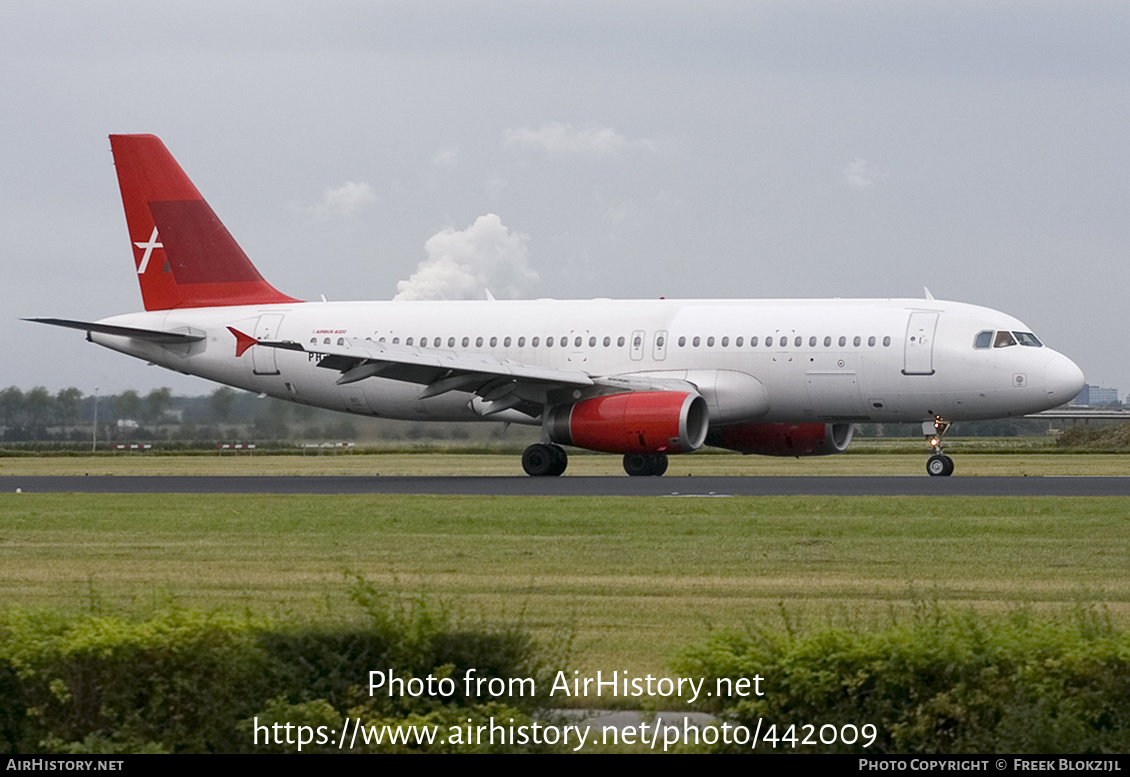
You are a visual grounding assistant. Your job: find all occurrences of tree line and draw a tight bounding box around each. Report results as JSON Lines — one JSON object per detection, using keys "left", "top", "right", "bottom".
{"left": 0, "top": 385, "right": 360, "bottom": 444}
{"left": 0, "top": 384, "right": 1056, "bottom": 446}
{"left": 0, "top": 385, "right": 520, "bottom": 446}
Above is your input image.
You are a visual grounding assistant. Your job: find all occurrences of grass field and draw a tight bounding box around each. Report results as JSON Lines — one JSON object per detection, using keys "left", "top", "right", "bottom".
{"left": 1, "top": 450, "right": 1129, "bottom": 476}
{"left": 2, "top": 489, "right": 1128, "bottom": 691}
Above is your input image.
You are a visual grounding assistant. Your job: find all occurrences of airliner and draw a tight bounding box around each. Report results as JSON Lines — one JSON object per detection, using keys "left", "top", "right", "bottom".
{"left": 29, "top": 135, "right": 1084, "bottom": 477}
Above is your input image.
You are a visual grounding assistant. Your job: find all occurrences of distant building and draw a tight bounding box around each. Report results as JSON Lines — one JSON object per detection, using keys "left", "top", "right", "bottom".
{"left": 1072, "top": 384, "right": 1120, "bottom": 406}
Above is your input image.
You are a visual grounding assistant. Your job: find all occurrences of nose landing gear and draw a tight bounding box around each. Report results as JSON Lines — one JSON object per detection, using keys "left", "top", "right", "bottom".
{"left": 924, "top": 417, "right": 954, "bottom": 476}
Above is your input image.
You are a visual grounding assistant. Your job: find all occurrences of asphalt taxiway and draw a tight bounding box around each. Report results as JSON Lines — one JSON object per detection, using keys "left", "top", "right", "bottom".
{"left": 5, "top": 475, "right": 1130, "bottom": 496}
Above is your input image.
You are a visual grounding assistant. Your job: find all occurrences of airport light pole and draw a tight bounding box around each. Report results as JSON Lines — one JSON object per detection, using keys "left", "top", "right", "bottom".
{"left": 92, "top": 387, "right": 98, "bottom": 453}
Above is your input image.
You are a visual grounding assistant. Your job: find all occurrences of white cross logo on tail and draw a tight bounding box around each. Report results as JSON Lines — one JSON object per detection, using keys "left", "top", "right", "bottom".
{"left": 134, "top": 227, "right": 163, "bottom": 274}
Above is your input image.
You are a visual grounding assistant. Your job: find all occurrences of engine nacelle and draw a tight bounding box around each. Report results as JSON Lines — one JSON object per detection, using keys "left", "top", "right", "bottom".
{"left": 546, "top": 391, "right": 709, "bottom": 454}
{"left": 706, "top": 422, "right": 854, "bottom": 456}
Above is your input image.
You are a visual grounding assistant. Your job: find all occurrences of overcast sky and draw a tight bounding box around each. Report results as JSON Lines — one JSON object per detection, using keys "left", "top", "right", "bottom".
{"left": 3, "top": 1, "right": 1128, "bottom": 398}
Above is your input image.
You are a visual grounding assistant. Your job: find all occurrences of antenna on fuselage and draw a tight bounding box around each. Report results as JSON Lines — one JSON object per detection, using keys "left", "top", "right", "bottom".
{"left": 923, "top": 287, "right": 935, "bottom": 300}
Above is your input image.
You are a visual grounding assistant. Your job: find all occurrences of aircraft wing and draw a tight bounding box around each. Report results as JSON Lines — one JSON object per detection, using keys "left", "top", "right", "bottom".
{"left": 239, "top": 330, "right": 599, "bottom": 418}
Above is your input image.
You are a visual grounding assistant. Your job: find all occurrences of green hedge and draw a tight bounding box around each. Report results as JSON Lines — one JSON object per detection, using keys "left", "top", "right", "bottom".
{"left": 0, "top": 588, "right": 553, "bottom": 753}
{"left": 673, "top": 608, "right": 1130, "bottom": 754}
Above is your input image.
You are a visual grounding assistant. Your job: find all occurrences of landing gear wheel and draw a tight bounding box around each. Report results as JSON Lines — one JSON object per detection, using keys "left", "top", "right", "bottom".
{"left": 623, "top": 454, "right": 652, "bottom": 477}
{"left": 548, "top": 444, "right": 568, "bottom": 476}
{"left": 523, "top": 443, "right": 562, "bottom": 476}
{"left": 926, "top": 454, "right": 954, "bottom": 477}
{"left": 623, "top": 453, "right": 668, "bottom": 477}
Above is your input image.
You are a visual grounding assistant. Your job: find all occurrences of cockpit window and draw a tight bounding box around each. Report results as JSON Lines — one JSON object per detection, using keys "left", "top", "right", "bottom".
{"left": 977, "top": 330, "right": 1043, "bottom": 349}
{"left": 993, "top": 331, "right": 1018, "bottom": 348}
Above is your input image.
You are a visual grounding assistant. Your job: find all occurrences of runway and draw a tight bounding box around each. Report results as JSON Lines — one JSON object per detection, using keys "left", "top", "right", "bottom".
{"left": 5, "top": 475, "right": 1130, "bottom": 496}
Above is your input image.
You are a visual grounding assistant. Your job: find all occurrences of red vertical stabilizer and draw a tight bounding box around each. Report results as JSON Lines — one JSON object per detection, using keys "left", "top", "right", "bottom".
{"left": 110, "top": 134, "right": 299, "bottom": 311}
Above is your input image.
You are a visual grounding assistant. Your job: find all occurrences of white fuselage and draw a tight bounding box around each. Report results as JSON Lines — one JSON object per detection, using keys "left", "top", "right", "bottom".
{"left": 89, "top": 297, "right": 1084, "bottom": 430}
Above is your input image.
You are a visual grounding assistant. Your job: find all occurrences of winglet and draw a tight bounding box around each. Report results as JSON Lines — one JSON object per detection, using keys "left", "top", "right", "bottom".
{"left": 227, "top": 327, "right": 258, "bottom": 357}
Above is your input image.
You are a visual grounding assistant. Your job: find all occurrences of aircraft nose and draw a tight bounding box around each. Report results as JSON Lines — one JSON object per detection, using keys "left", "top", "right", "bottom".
{"left": 1044, "top": 352, "right": 1085, "bottom": 405}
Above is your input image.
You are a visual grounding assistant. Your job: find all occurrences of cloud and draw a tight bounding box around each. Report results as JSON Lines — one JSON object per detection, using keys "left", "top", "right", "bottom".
{"left": 503, "top": 121, "right": 658, "bottom": 157}
{"left": 431, "top": 147, "right": 459, "bottom": 167}
{"left": 842, "top": 158, "right": 882, "bottom": 189}
{"left": 394, "top": 214, "right": 537, "bottom": 301}
{"left": 306, "top": 181, "right": 377, "bottom": 221}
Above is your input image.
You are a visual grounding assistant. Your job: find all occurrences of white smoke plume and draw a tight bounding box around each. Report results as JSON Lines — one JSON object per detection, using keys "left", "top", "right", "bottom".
{"left": 393, "top": 214, "right": 537, "bottom": 301}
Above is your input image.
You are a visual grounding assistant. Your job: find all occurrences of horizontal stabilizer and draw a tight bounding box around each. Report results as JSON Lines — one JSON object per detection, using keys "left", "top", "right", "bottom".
{"left": 25, "top": 318, "right": 205, "bottom": 343}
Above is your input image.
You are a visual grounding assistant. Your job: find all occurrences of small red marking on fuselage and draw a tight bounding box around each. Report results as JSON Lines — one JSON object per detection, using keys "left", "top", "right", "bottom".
{"left": 227, "top": 327, "right": 258, "bottom": 357}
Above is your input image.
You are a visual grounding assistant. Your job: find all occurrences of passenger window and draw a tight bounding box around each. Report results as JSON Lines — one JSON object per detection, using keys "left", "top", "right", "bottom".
{"left": 309, "top": 337, "right": 317, "bottom": 344}
{"left": 868, "top": 336, "right": 876, "bottom": 347}
{"left": 824, "top": 336, "right": 831, "bottom": 347}
{"left": 736, "top": 337, "right": 744, "bottom": 347}
{"left": 838, "top": 336, "right": 846, "bottom": 347}
{"left": 721, "top": 336, "right": 729, "bottom": 347}
{"left": 575, "top": 336, "right": 582, "bottom": 347}
{"left": 678, "top": 336, "right": 686, "bottom": 347}
{"left": 462, "top": 337, "right": 470, "bottom": 347}
{"left": 707, "top": 336, "right": 715, "bottom": 347}
{"left": 323, "top": 338, "right": 331, "bottom": 345}
{"left": 656, "top": 335, "right": 665, "bottom": 348}
{"left": 339, "top": 338, "right": 347, "bottom": 346}
{"left": 490, "top": 336, "right": 497, "bottom": 347}
{"left": 504, "top": 336, "right": 512, "bottom": 347}
{"left": 794, "top": 336, "right": 802, "bottom": 347}
{"left": 883, "top": 336, "right": 891, "bottom": 347}
{"left": 531, "top": 337, "right": 539, "bottom": 347}
{"left": 809, "top": 336, "right": 816, "bottom": 347}
{"left": 750, "top": 337, "right": 758, "bottom": 347}
{"left": 693, "top": 336, "right": 701, "bottom": 347}
{"left": 392, "top": 337, "right": 400, "bottom": 344}
{"left": 546, "top": 337, "right": 553, "bottom": 348}
{"left": 994, "top": 331, "right": 1017, "bottom": 348}
{"left": 447, "top": 337, "right": 455, "bottom": 348}
{"left": 853, "top": 336, "right": 861, "bottom": 347}
{"left": 406, "top": 337, "right": 414, "bottom": 346}
{"left": 475, "top": 337, "right": 483, "bottom": 347}
{"left": 618, "top": 336, "right": 625, "bottom": 347}
{"left": 603, "top": 336, "right": 611, "bottom": 347}
{"left": 589, "top": 336, "right": 596, "bottom": 347}
{"left": 974, "top": 330, "right": 993, "bottom": 349}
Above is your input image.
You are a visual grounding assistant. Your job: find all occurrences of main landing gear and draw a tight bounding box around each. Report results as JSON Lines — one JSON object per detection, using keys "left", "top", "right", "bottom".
{"left": 924, "top": 416, "right": 954, "bottom": 477}
{"left": 622, "top": 453, "right": 668, "bottom": 477}
{"left": 522, "top": 443, "right": 568, "bottom": 476}
{"left": 520, "top": 445, "right": 670, "bottom": 477}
